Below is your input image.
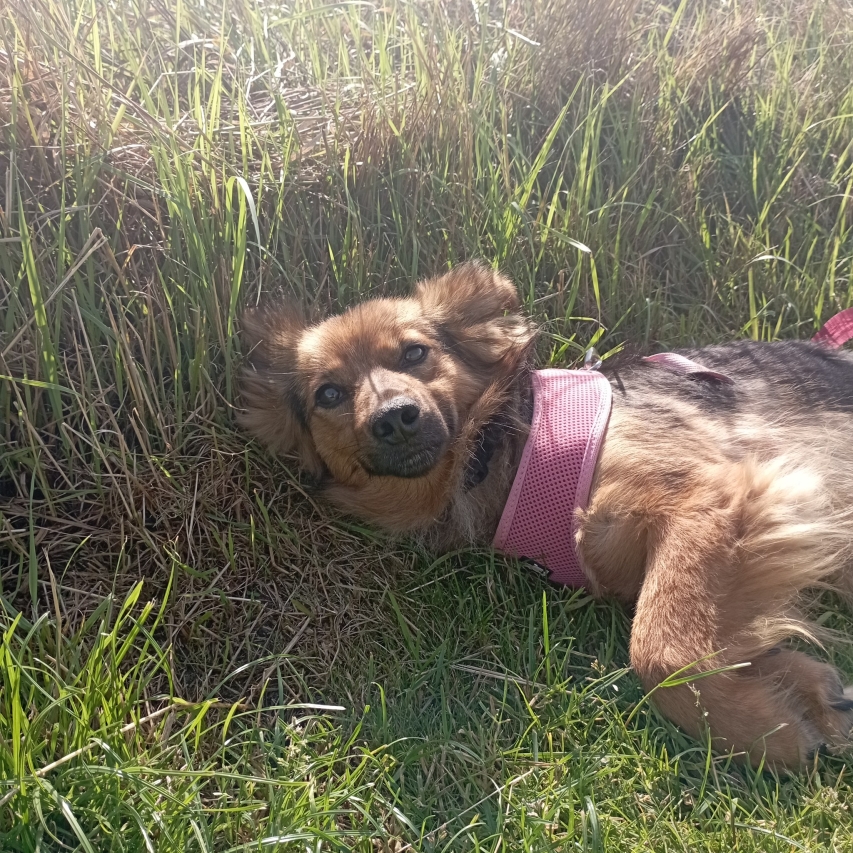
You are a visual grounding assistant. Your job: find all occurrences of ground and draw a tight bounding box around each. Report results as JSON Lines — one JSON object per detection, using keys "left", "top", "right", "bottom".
{"left": 1, "top": 0, "right": 853, "bottom": 850}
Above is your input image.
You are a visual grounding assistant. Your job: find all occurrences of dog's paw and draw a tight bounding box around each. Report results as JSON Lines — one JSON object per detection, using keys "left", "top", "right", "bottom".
{"left": 819, "top": 683, "right": 853, "bottom": 743}
{"left": 803, "top": 676, "right": 853, "bottom": 757}
{"left": 756, "top": 649, "right": 853, "bottom": 759}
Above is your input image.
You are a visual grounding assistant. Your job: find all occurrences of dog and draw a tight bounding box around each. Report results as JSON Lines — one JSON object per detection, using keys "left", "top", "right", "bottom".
{"left": 239, "top": 261, "right": 853, "bottom": 769}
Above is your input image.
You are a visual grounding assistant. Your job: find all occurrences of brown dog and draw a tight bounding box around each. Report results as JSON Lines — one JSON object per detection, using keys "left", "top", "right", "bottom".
{"left": 240, "top": 261, "right": 853, "bottom": 769}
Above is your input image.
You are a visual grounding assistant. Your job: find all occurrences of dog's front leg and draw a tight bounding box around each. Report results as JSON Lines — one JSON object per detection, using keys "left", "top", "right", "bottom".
{"left": 628, "top": 512, "right": 853, "bottom": 769}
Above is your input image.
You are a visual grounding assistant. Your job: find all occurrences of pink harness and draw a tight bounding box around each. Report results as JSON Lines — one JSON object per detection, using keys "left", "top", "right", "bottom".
{"left": 493, "top": 308, "right": 853, "bottom": 587}
{"left": 493, "top": 369, "right": 611, "bottom": 586}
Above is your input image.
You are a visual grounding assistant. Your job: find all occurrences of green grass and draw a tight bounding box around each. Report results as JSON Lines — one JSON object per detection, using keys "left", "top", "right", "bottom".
{"left": 2, "top": 0, "right": 853, "bottom": 849}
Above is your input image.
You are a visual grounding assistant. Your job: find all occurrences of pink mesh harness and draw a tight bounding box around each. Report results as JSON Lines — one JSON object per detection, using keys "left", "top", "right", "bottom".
{"left": 493, "top": 308, "right": 853, "bottom": 588}
{"left": 493, "top": 369, "right": 611, "bottom": 587}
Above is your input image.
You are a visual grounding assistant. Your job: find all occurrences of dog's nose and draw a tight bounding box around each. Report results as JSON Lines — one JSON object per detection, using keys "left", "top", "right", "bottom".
{"left": 371, "top": 398, "right": 421, "bottom": 444}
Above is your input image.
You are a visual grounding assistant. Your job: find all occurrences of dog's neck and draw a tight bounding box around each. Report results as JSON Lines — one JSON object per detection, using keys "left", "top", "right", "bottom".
{"left": 463, "top": 415, "right": 516, "bottom": 490}
{"left": 420, "top": 371, "right": 534, "bottom": 550}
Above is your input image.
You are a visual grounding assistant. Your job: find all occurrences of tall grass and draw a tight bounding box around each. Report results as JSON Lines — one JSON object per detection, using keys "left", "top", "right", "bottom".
{"left": 1, "top": 0, "right": 853, "bottom": 849}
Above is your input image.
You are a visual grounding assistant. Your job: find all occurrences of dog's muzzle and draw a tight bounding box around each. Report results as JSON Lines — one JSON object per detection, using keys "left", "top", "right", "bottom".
{"left": 365, "top": 396, "right": 448, "bottom": 477}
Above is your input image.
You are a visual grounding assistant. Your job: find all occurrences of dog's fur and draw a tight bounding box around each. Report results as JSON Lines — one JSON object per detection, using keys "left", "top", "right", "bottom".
{"left": 240, "top": 262, "right": 853, "bottom": 769}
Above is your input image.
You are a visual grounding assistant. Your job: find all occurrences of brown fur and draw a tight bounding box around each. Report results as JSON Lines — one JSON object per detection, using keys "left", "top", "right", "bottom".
{"left": 239, "top": 261, "right": 853, "bottom": 770}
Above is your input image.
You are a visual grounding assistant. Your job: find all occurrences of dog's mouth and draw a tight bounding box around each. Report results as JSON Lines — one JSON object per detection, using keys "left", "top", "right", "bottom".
{"left": 359, "top": 400, "right": 451, "bottom": 478}
{"left": 363, "top": 442, "right": 445, "bottom": 478}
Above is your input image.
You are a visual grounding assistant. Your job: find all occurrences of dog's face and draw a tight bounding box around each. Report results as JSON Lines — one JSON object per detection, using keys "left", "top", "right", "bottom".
{"left": 293, "top": 301, "right": 465, "bottom": 482}
{"left": 240, "top": 262, "right": 535, "bottom": 529}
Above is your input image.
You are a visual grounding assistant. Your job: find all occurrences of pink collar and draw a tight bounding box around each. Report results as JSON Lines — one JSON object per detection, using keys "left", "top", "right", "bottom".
{"left": 493, "top": 369, "right": 612, "bottom": 586}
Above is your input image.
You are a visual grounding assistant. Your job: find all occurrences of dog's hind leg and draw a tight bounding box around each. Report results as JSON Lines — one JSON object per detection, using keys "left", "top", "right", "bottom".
{"left": 628, "top": 464, "right": 853, "bottom": 768}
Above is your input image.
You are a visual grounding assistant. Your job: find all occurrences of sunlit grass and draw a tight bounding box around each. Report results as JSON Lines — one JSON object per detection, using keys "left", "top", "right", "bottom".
{"left": 1, "top": 0, "right": 852, "bottom": 849}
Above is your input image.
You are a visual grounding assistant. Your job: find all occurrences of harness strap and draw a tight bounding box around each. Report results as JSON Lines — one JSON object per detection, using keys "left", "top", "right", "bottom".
{"left": 813, "top": 307, "right": 853, "bottom": 349}
{"left": 493, "top": 369, "right": 611, "bottom": 587}
{"left": 641, "top": 352, "right": 734, "bottom": 384}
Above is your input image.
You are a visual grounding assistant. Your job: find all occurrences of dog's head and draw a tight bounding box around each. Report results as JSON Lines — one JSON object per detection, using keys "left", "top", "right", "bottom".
{"left": 239, "top": 262, "right": 535, "bottom": 530}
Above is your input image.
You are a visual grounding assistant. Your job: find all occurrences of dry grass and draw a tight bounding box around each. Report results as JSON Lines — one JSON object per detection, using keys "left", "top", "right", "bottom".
{"left": 2, "top": 0, "right": 853, "bottom": 850}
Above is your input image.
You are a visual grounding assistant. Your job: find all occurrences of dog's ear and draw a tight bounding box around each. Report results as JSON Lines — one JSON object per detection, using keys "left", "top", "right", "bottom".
{"left": 238, "top": 303, "right": 324, "bottom": 477}
{"left": 416, "top": 261, "right": 535, "bottom": 370}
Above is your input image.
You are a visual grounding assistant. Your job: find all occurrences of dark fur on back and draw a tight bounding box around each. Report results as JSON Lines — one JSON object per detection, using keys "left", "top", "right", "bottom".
{"left": 612, "top": 341, "right": 853, "bottom": 416}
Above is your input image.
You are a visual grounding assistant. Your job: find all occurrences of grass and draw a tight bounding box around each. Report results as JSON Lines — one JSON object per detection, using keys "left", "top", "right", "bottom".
{"left": 1, "top": 0, "right": 853, "bottom": 849}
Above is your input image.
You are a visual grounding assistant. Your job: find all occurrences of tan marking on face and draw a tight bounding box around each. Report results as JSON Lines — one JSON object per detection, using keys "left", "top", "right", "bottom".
{"left": 295, "top": 299, "right": 466, "bottom": 484}
{"left": 240, "top": 262, "right": 535, "bottom": 529}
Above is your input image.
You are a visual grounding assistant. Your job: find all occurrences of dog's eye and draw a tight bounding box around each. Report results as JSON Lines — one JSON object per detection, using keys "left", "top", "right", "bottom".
{"left": 315, "top": 384, "right": 344, "bottom": 408}
{"left": 402, "top": 344, "right": 427, "bottom": 365}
